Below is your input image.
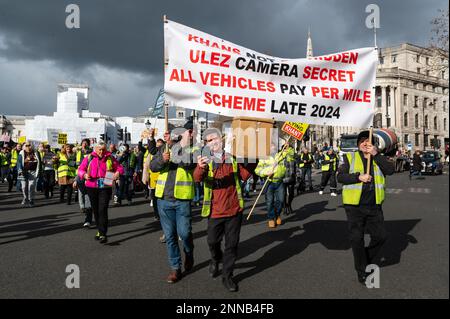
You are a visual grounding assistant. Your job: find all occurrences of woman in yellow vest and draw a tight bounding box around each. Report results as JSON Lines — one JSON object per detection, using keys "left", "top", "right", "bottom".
{"left": 56, "top": 144, "right": 77, "bottom": 205}
{"left": 337, "top": 130, "right": 394, "bottom": 285}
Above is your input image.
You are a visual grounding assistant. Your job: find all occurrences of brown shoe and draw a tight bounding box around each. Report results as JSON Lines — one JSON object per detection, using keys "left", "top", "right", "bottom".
{"left": 268, "top": 220, "right": 276, "bottom": 228}
{"left": 167, "top": 269, "right": 182, "bottom": 283}
{"left": 276, "top": 216, "right": 282, "bottom": 226}
{"left": 184, "top": 253, "right": 194, "bottom": 272}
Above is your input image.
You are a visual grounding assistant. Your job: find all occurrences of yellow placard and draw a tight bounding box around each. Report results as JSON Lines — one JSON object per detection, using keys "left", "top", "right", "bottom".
{"left": 281, "top": 122, "right": 309, "bottom": 140}
{"left": 58, "top": 133, "right": 67, "bottom": 145}
{"left": 18, "top": 136, "right": 26, "bottom": 144}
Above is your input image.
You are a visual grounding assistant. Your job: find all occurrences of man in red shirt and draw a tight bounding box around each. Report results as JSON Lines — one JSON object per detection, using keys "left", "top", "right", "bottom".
{"left": 194, "top": 128, "right": 252, "bottom": 292}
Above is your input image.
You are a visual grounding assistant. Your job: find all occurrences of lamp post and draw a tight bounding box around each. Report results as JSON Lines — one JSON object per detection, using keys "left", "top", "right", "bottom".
{"left": 145, "top": 119, "right": 151, "bottom": 130}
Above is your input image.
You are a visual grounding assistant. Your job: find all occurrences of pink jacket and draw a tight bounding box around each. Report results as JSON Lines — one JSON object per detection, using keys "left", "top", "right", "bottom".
{"left": 77, "top": 151, "right": 124, "bottom": 189}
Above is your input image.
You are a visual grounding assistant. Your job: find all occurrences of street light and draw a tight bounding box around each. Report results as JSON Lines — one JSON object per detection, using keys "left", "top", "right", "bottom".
{"left": 145, "top": 119, "right": 151, "bottom": 129}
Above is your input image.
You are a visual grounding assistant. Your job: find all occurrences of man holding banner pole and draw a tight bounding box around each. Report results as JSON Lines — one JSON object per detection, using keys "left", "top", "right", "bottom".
{"left": 337, "top": 130, "right": 394, "bottom": 284}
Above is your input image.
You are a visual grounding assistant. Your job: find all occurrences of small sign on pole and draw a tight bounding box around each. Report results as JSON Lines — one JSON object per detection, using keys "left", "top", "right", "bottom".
{"left": 58, "top": 133, "right": 68, "bottom": 145}
{"left": 18, "top": 136, "right": 26, "bottom": 144}
{"left": 281, "top": 122, "right": 310, "bottom": 140}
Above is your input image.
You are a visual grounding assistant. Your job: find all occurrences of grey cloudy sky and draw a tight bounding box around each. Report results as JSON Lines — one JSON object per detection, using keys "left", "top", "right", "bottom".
{"left": 0, "top": 0, "right": 447, "bottom": 116}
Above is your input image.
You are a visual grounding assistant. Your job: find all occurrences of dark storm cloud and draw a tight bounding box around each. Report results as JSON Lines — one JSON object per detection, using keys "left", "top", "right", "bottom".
{"left": 0, "top": 0, "right": 447, "bottom": 116}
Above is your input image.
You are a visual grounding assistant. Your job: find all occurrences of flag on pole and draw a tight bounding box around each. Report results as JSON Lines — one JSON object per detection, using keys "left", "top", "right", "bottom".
{"left": 149, "top": 88, "right": 165, "bottom": 117}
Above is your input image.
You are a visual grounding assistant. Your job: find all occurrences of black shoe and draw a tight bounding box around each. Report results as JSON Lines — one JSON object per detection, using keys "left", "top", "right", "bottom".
{"left": 309, "top": 186, "right": 314, "bottom": 191}
{"left": 222, "top": 276, "right": 238, "bottom": 292}
{"left": 99, "top": 236, "right": 108, "bottom": 244}
{"left": 209, "top": 261, "right": 219, "bottom": 278}
{"left": 357, "top": 271, "right": 371, "bottom": 285}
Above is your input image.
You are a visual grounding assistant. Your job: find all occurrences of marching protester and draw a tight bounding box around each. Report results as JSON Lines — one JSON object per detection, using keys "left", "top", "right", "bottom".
{"left": 282, "top": 141, "right": 296, "bottom": 216}
{"left": 150, "top": 121, "right": 196, "bottom": 283}
{"left": 77, "top": 140, "right": 123, "bottom": 244}
{"left": 56, "top": 144, "right": 77, "bottom": 205}
{"left": 337, "top": 130, "right": 394, "bottom": 284}
{"left": 75, "top": 139, "right": 93, "bottom": 227}
{"left": 255, "top": 143, "right": 287, "bottom": 228}
{"left": 319, "top": 148, "right": 338, "bottom": 196}
{"left": 17, "top": 142, "right": 41, "bottom": 207}
{"left": 0, "top": 147, "right": 9, "bottom": 183}
{"left": 115, "top": 144, "right": 137, "bottom": 206}
{"left": 409, "top": 149, "right": 423, "bottom": 180}
{"left": 41, "top": 145, "right": 56, "bottom": 199}
{"left": 298, "top": 147, "right": 315, "bottom": 193}
{"left": 143, "top": 137, "right": 164, "bottom": 220}
{"left": 194, "top": 128, "right": 251, "bottom": 292}
{"left": 7, "top": 143, "right": 22, "bottom": 192}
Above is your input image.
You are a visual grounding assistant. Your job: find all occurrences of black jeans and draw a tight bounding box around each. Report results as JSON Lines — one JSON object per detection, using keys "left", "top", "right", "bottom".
{"left": 119, "top": 175, "right": 133, "bottom": 202}
{"left": 301, "top": 167, "right": 313, "bottom": 189}
{"left": 43, "top": 170, "right": 55, "bottom": 198}
{"left": 345, "top": 205, "right": 388, "bottom": 275}
{"left": 150, "top": 188, "right": 159, "bottom": 219}
{"left": 87, "top": 187, "right": 112, "bottom": 236}
{"left": 60, "top": 184, "right": 74, "bottom": 204}
{"left": 7, "top": 168, "right": 17, "bottom": 192}
{"left": 207, "top": 213, "right": 243, "bottom": 279}
{"left": 320, "top": 170, "right": 337, "bottom": 191}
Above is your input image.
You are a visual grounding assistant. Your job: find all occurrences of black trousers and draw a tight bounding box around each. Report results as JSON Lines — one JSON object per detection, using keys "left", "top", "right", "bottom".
{"left": 60, "top": 184, "right": 74, "bottom": 204}
{"left": 284, "top": 183, "right": 295, "bottom": 211}
{"left": 7, "top": 169, "right": 17, "bottom": 192}
{"left": 345, "top": 205, "right": 388, "bottom": 274}
{"left": 43, "top": 170, "right": 55, "bottom": 198}
{"left": 87, "top": 188, "right": 112, "bottom": 236}
{"left": 150, "top": 188, "right": 159, "bottom": 219}
{"left": 320, "top": 170, "right": 337, "bottom": 191}
{"left": 207, "top": 213, "right": 243, "bottom": 279}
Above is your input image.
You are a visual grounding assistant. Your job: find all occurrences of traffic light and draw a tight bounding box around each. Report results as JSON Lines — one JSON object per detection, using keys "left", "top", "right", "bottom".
{"left": 117, "top": 129, "right": 124, "bottom": 141}
{"left": 99, "top": 133, "right": 105, "bottom": 141}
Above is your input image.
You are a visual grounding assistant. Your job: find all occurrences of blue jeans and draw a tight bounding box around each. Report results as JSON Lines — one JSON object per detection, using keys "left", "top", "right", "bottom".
{"left": 194, "top": 182, "right": 202, "bottom": 203}
{"left": 265, "top": 182, "right": 285, "bottom": 220}
{"left": 158, "top": 199, "right": 194, "bottom": 270}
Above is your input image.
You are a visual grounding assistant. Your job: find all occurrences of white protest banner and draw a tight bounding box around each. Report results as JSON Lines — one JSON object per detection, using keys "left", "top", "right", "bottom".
{"left": 164, "top": 20, "right": 378, "bottom": 128}
{"left": 1, "top": 133, "right": 11, "bottom": 143}
{"left": 47, "top": 129, "right": 61, "bottom": 148}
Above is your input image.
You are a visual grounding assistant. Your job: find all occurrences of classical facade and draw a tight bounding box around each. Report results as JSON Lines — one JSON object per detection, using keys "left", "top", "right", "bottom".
{"left": 375, "top": 43, "right": 448, "bottom": 151}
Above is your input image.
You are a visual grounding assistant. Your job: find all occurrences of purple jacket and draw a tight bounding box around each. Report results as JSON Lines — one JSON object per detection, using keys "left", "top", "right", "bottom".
{"left": 77, "top": 151, "right": 124, "bottom": 188}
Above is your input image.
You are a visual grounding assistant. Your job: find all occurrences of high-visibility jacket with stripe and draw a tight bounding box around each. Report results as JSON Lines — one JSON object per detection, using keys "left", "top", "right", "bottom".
{"left": 154, "top": 149, "right": 194, "bottom": 200}
{"left": 342, "top": 152, "right": 385, "bottom": 205}
{"left": 299, "top": 153, "right": 313, "bottom": 168}
{"left": 0, "top": 153, "right": 7, "bottom": 166}
{"left": 255, "top": 151, "right": 287, "bottom": 183}
{"left": 321, "top": 154, "right": 337, "bottom": 171}
{"left": 57, "top": 153, "right": 77, "bottom": 178}
{"left": 201, "top": 157, "right": 244, "bottom": 217}
{"left": 10, "top": 149, "right": 19, "bottom": 168}
{"left": 145, "top": 153, "right": 160, "bottom": 189}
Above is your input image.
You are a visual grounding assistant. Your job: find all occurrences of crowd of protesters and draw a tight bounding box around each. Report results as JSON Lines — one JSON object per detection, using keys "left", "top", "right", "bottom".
{"left": 8, "top": 120, "right": 446, "bottom": 291}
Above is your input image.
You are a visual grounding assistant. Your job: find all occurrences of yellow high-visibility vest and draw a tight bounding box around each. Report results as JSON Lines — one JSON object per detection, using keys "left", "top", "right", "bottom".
{"left": 201, "top": 157, "right": 243, "bottom": 217}
{"left": 342, "top": 152, "right": 385, "bottom": 205}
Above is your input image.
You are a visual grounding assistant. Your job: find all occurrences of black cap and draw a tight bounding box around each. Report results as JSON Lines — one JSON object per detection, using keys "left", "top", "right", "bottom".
{"left": 357, "top": 130, "right": 374, "bottom": 145}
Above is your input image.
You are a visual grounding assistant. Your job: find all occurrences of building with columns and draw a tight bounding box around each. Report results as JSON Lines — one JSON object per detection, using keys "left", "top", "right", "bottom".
{"left": 375, "top": 43, "right": 448, "bottom": 151}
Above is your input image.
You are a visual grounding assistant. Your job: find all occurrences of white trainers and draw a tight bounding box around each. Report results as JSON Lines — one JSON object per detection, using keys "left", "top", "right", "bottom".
{"left": 83, "top": 222, "right": 91, "bottom": 228}
{"left": 331, "top": 192, "right": 337, "bottom": 197}
{"left": 150, "top": 200, "right": 153, "bottom": 207}
{"left": 319, "top": 191, "right": 324, "bottom": 195}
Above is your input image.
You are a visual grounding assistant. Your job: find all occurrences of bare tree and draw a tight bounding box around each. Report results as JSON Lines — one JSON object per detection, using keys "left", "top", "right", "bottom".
{"left": 429, "top": 8, "right": 449, "bottom": 73}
